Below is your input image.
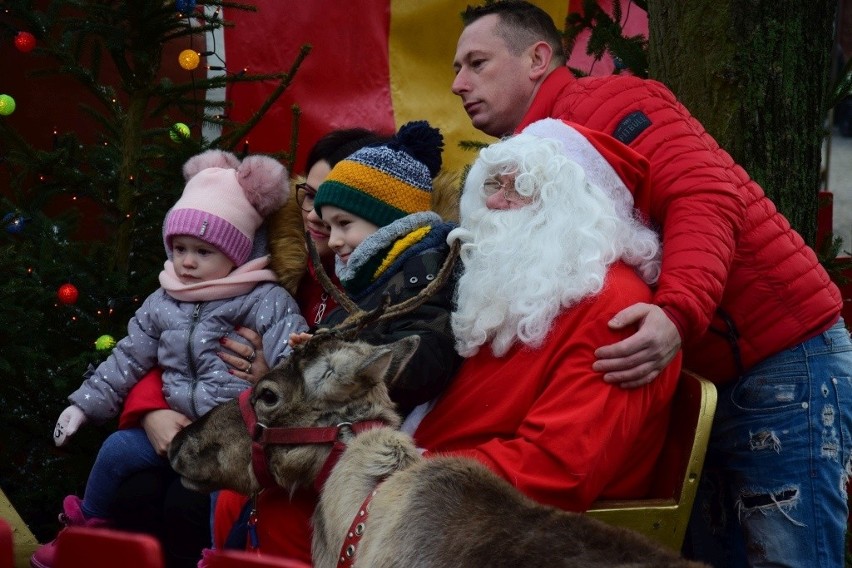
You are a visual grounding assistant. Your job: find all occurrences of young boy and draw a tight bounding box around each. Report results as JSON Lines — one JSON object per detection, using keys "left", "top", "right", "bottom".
{"left": 32, "top": 150, "right": 309, "bottom": 568}
{"left": 303, "top": 120, "right": 463, "bottom": 416}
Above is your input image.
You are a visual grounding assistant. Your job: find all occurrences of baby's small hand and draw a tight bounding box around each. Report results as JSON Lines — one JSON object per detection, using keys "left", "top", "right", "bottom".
{"left": 289, "top": 332, "right": 313, "bottom": 347}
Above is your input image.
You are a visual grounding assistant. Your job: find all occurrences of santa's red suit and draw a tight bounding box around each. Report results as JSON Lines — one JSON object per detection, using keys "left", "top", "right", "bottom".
{"left": 414, "top": 262, "right": 680, "bottom": 512}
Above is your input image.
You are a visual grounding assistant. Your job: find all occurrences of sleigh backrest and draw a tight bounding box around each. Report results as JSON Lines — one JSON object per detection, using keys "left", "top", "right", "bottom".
{"left": 586, "top": 369, "right": 717, "bottom": 552}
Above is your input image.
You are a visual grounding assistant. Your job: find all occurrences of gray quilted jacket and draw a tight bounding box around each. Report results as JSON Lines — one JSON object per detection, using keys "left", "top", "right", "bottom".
{"left": 69, "top": 282, "right": 307, "bottom": 422}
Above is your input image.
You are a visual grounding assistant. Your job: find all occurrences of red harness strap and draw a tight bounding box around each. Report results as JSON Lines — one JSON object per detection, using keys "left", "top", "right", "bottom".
{"left": 237, "top": 388, "right": 388, "bottom": 560}
{"left": 238, "top": 389, "right": 279, "bottom": 489}
{"left": 238, "top": 389, "right": 386, "bottom": 490}
{"left": 337, "top": 485, "right": 382, "bottom": 568}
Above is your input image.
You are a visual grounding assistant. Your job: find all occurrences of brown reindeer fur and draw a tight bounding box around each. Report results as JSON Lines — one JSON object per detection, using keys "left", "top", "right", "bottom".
{"left": 170, "top": 336, "right": 706, "bottom": 568}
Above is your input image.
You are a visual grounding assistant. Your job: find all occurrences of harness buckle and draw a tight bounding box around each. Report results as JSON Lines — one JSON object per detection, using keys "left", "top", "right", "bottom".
{"left": 252, "top": 422, "right": 267, "bottom": 442}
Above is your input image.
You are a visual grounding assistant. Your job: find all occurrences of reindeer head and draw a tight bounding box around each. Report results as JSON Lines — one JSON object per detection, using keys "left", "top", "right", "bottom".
{"left": 169, "top": 334, "right": 420, "bottom": 495}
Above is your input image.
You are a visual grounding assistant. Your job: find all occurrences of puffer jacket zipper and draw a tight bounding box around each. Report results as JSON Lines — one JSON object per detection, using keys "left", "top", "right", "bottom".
{"left": 187, "top": 303, "right": 203, "bottom": 418}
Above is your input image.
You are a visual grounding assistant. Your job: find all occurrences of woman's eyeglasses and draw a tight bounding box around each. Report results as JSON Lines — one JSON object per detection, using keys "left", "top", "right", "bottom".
{"left": 295, "top": 182, "right": 317, "bottom": 212}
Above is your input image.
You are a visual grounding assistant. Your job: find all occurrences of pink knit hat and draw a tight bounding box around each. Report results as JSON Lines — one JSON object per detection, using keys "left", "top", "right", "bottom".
{"left": 164, "top": 150, "right": 289, "bottom": 266}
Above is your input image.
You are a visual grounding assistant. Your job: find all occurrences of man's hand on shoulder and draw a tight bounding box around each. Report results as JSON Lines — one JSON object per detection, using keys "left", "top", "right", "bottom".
{"left": 593, "top": 303, "right": 681, "bottom": 389}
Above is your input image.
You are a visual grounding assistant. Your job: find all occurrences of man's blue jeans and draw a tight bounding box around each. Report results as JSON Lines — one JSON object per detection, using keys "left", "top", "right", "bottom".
{"left": 686, "top": 320, "right": 852, "bottom": 567}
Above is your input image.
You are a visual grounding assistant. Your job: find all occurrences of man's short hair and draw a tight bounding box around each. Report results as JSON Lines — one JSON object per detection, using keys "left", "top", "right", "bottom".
{"left": 462, "top": 1, "right": 566, "bottom": 65}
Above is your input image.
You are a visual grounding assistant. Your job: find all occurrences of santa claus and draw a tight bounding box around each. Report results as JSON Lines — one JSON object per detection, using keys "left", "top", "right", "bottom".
{"left": 410, "top": 118, "right": 682, "bottom": 512}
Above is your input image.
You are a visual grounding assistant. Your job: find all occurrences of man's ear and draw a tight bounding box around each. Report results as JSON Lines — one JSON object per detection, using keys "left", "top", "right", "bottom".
{"left": 529, "top": 41, "right": 553, "bottom": 81}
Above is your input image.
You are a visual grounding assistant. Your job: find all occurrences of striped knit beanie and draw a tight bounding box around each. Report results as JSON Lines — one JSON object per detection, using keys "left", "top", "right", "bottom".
{"left": 313, "top": 121, "right": 444, "bottom": 228}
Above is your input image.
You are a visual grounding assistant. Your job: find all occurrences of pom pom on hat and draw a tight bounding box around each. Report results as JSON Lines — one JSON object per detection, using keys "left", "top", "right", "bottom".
{"left": 182, "top": 149, "right": 242, "bottom": 180}
{"left": 236, "top": 155, "right": 291, "bottom": 217}
{"left": 313, "top": 120, "right": 444, "bottom": 228}
{"left": 165, "top": 150, "right": 289, "bottom": 266}
{"left": 388, "top": 120, "right": 444, "bottom": 177}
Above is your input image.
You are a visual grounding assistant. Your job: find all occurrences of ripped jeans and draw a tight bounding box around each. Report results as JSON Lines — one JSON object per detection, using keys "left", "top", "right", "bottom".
{"left": 686, "top": 320, "right": 852, "bottom": 568}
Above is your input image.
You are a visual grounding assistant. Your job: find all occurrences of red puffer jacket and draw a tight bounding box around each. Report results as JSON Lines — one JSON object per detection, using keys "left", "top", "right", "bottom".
{"left": 517, "top": 67, "right": 841, "bottom": 383}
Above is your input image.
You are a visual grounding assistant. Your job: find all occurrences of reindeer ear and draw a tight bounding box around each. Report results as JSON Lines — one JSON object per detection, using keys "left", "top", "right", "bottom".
{"left": 379, "top": 336, "right": 421, "bottom": 387}
{"left": 356, "top": 335, "right": 420, "bottom": 388}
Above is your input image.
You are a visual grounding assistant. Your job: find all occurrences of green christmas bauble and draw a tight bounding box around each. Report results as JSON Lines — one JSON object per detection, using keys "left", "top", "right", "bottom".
{"left": 170, "top": 122, "right": 190, "bottom": 142}
{"left": 95, "top": 334, "right": 117, "bottom": 351}
{"left": 0, "top": 95, "right": 16, "bottom": 116}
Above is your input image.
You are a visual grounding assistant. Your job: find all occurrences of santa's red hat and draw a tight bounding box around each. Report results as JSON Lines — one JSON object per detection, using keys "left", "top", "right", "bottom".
{"left": 520, "top": 118, "right": 651, "bottom": 215}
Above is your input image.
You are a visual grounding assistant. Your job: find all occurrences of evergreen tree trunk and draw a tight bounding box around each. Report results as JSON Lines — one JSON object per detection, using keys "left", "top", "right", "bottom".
{"left": 115, "top": 93, "right": 147, "bottom": 276}
{"left": 646, "top": 0, "right": 838, "bottom": 245}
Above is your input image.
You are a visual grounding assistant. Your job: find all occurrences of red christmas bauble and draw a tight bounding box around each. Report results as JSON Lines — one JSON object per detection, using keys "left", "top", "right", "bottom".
{"left": 57, "top": 283, "right": 79, "bottom": 305}
{"left": 14, "top": 32, "right": 36, "bottom": 53}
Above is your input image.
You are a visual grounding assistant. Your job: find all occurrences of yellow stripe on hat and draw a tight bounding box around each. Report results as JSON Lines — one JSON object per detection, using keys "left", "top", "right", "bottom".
{"left": 327, "top": 160, "right": 432, "bottom": 215}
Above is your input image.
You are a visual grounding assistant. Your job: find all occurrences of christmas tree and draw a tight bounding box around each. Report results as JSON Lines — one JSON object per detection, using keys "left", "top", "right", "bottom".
{"left": 0, "top": 0, "right": 307, "bottom": 540}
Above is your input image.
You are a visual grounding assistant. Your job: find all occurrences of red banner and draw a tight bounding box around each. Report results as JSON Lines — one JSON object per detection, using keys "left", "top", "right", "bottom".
{"left": 222, "top": 1, "right": 645, "bottom": 175}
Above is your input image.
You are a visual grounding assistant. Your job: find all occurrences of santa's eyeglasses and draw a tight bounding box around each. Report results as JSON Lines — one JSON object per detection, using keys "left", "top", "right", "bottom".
{"left": 482, "top": 175, "right": 532, "bottom": 205}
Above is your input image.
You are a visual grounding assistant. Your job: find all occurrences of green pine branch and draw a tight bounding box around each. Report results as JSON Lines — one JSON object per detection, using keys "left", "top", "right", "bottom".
{"left": 563, "top": 0, "right": 648, "bottom": 78}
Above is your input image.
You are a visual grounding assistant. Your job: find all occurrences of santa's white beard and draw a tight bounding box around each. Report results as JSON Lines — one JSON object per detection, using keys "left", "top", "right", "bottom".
{"left": 451, "top": 132, "right": 660, "bottom": 358}
{"left": 451, "top": 199, "right": 616, "bottom": 358}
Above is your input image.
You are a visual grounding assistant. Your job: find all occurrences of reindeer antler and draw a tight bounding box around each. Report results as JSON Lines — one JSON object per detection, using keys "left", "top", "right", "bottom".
{"left": 306, "top": 232, "right": 359, "bottom": 315}
{"left": 305, "top": 233, "right": 460, "bottom": 337}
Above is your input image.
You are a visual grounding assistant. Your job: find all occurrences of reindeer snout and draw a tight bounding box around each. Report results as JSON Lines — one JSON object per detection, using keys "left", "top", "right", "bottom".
{"left": 166, "top": 399, "right": 257, "bottom": 494}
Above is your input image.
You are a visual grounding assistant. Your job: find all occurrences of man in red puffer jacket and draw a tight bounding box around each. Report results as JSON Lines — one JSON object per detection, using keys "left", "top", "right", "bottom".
{"left": 445, "top": 2, "right": 852, "bottom": 567}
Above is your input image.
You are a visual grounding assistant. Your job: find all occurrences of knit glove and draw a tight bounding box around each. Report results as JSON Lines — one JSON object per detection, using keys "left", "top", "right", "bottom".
{"left": 54, "top": 405, "right": 88, "bottom": 447}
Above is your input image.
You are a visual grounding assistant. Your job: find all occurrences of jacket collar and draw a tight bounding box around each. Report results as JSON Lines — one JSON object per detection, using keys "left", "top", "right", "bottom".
{"left": 515, "top": 66, "right": 575, "bottom": 134}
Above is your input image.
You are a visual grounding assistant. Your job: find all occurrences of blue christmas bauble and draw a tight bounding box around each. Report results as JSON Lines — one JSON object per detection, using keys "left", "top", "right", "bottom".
{"left": 175, "top": 0, "right": 196, "bottom": 14}
{"left": 2, "top": 212, "right": 28, "bottom": 234}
